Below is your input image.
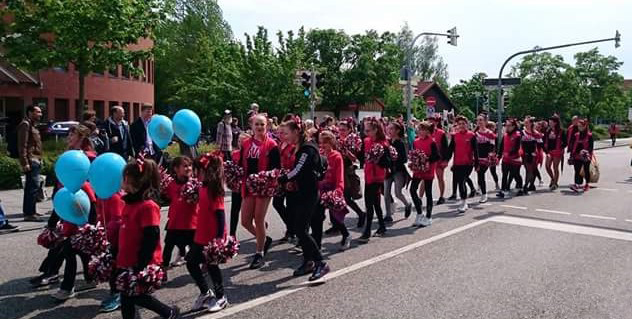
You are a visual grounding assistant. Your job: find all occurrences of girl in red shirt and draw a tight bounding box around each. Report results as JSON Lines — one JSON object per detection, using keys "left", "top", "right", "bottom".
{"left": 229, "top": 133, "right": 250, "bottom": 237}
{"left": 569, "top": 119, "right": 594, "bottom": 192}
{"left": 428, "top": 115, "right": 450, "bottom": 205}
{"left": 474, "top": 114, "right": 497, "bottom": 204}
{"left": 240, "top": 114, "right": 280, "bottom": 269}
{"left": 447, "top": 116, "right": 477, "bottom": 213}
{"left": 358, "top": 118, "right": 389, "bottom": 242}
{"left": 316, "top": 130, "right": 351, "bottom": 250}
{"left": 544, "top": 115, "right": 567, "bottom": 190}
{"left": 497, "top": 119, "right": 523, "bottom": 199}
{"left": 337, "top": 119, "right": 366, "bottom": 228}
{"left": 96, "top": 190, "right": 125, "bottom": 312}
{"left": 162, "top": 156, "right": 198, "bottom": 269}
{"left": 118, "top": 158, "right": 178, "bottom": 319}
{"left": 272, "top": 121, "right": 295, "bottom": 243}
{"left": 520, "top": 116, "right": 543, "bottom": 196}
{"left": 410, "top": 121, "right": 440, "bottom": 227}
{"left": 184, "top": 153, "right": 229, "bottom": 313}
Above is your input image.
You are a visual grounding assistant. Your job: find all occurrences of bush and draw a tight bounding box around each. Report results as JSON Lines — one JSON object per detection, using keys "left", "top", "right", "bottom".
{"left": 0, "top": 156, "right": 23, "bottom": 190}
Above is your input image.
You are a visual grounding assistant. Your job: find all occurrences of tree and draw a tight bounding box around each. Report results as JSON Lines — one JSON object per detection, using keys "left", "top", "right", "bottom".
{"left": 1, "top": 0, "right": 165, "bottom": 118}
{"left": 396, "top": 22, "right": 449, "bottom": 88}
{"left": 449, "top": 72, "right": 489, "bottom": 119}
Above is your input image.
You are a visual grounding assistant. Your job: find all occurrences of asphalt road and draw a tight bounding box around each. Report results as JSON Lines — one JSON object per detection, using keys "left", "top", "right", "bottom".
{"left": 2, "top": 145, "right": 632, "bottom": 319}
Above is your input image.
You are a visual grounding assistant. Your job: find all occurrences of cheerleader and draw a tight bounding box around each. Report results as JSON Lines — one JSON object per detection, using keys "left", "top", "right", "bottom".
{"left": 52, "top": 125, "right": 98, "bottom": 301}
{"left": 485, "top": 121, "right": 501, "bottom": 191}
{"left": 337, "top": 119, "right": 366, "bottom": 228}
{"left": 497, "top": 119, "right": 523, "bottom": 199}
{"left": 117, "top": 159, "right": 180, "bottom": 319}
{"left": 229, "top": 133, "right": 250, "bottom": 237}
{"left": 544, "top": 115, "right": 567, "bottom": 190}
{"left": 447, "top": 116, "right": 477, "bottom": 213}
{"left": 162, "top": 156, "right": 198, "bottom": 269}
{"left": 358, "top": 118, "right": 389, "bottom": 242}
{"left": 410, "top": 121, "right": 440, "bottom": 227}
{"left": 317, "top": 130, "right": 351, "bottom": 250}
{"left": 384, "top": 121, "right": 411, "bottom": 221}
{"left": 240, "top": 114, "right": 280, "bottom": 269}
{"left": 428, "top": 115, "right": 450, "bottom": 205}
{"left": 185, "top": 153, "right": 229, "bottom": 313}
{"left": 273, "top": 122, "right": 295, "bottom": 243}
{"left": 280, "top": 120, "right": 330, "bottom": 281}
{"left": 474, "top": 114, "right": 497, "bottom": 203}
{"left": 569, "top": 119, "right": 594, "bottom": 192}
{"left": 97, "top": 191, "right": 125, "bottom": 312}
{"left": 519, "top": 116, "right": 543, "bottom": 196}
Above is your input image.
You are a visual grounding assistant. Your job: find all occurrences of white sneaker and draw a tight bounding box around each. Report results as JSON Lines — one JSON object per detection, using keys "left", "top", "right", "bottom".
{"left": 412, "top": 214, "right": 424, "bottom": 227}
{"left": 52, "top": 288, "right": 75, "bottom": 301}
{"left": 495, "top": 184, "right": 501, "bottom": 191}
{"left": 207, "top": 296, "right": 228, "bottom": 313}
{"left": 458, "top": 200, "right": 468, "bottom": 213}
{"left": 479, "top": 194, "right": 488, "bottom": 203}
{"left": 192, "top": 290, "right": 214, "bottom": 311}
{"left": 171, "top": 256, "right": 186, "bottom": 267}
{"left": 420, "top": 217, "right": 432, "bottom": 227}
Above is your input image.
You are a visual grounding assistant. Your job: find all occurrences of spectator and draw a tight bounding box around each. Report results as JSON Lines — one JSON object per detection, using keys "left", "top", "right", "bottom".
{"left": 130, "top": 104, "right": 161, "bottom": 161}
{"left": 104, "top": 106, "right": 133, "bottom": 159}
{"left": 0, "top": 200, "right": 19, "bottom": 232}
{"left": 82, "top": 110, "right": 97, "bottom": 123}
{"left": 231, "top": 117, "right": 241, "bottom": 149}
{"left": 246, "top": 103, "right": 259, "bottom": 119}
{"left": 82, "top": 121, "right": 108, "bottom": 155}
{"left": 18, "top": 105, "right": 44, "bottom": 222}
{"left": 609, "top": 123, "right": 619, "bottom": 147}
{"left": 216, "top": 110, "right": 233, "bottom": 159}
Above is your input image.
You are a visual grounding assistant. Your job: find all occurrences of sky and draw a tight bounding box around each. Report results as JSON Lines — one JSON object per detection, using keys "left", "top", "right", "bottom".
{"left": 218, "top": 0, "right": 630, "bottom": 86}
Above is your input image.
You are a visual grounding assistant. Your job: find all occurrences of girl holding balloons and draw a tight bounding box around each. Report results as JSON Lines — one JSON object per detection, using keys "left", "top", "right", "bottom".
{"left": 240, "top": 114, "right": 280, "bottom": 269}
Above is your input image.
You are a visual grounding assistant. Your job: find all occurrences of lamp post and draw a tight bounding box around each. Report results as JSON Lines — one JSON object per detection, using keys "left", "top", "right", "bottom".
{"left": 494, "top": 31, "right": 621, "bottom": 139}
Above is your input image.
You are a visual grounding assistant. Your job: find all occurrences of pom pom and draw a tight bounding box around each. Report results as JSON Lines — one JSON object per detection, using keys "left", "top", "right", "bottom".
{"left": 488, "top": 152, "right": 499, "bottom": 166}
{"left": 341, "top": 133, "right": 362, "bottom": 155}
{"left": 366, "top": 144, "right": 385, "bottom": 164}
{"left": 180, "top": 177, "right": 202, "bottom": 204}
{"left": 388, "top": 145, "right": 399, "bottom": 162}
{"left": 115, "top": 265, "right": 166, "bottom": 296}
{"left": 224, "top": 161, "right": 244, "bottom": 191}
{"left": 580, "top": 149, "right": 590, "bottom": 161}
{"left": 245, "top": 169, "right": 286, "bottom": 197}
{"left": 203, "top": 236, "right": 240, "bottom": 265}
{"left": 37, "top": 225, "right": 63, "bottom": 249}
{"left": 88, "top": 248, "right": 115, "bottom": 283}
{"left": 319, "top": 189, "right": 347, "bottom": 211}
{"left": 408, "top": 149, "right": 430, "bottom": 172}
{"left": 159, "top": 167, "right": 174, "bottom": 193}
{"left": 70, "top": 223, "right": 109, "bottom": 256}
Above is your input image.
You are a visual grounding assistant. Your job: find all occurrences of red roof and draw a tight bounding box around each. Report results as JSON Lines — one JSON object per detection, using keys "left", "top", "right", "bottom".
{"left": 624, "top": 79, "right": 632, "bottom": 91}
{"left": 0, "top": 57, "right": 39, "bottom": 85}
{"left": 415, "top": 81, "right": 434, "bottom": 95}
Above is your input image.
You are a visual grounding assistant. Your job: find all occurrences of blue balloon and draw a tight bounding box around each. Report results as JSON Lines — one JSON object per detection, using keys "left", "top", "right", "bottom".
{"left": 55, "top": 150, "right": 90, "bottom": 193}
{"left": 173, "top": 109, "right": 201, "bottom": 146}
{"left": 148, "top": 115, "right": 174, "bottom": 149}
{"left": 53, "top": 188, "right": 91, "bottom": 226}
{"left": 89, "top": 152, "right": 127, "bottom": 199}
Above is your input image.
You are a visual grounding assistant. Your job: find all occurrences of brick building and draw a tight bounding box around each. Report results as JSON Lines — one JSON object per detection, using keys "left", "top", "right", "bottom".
{"left": 0, "top": 38, "right": 154, "bottom": 125}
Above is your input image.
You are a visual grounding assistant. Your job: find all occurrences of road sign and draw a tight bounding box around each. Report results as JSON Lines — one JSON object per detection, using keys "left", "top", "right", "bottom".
{"left": 483, "top": 77, "right": 521, "bottom": 87}
{"left": 425, "top": 96, "right": 437, "bottom": 107}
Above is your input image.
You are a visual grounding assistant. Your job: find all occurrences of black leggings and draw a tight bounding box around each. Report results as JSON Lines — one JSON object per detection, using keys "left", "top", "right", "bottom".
{"left": 230, "top": 192, "right": 242, "bottom": 237}
{"left": 363, "top": 183, "right": 384, "bottom": 237}
{"left": 344, "top": 192, "right": 364, "bottom": 216}
{"left": 162, "top": 229, "right": 194, "bottom": 267}
{"left": 501, "top": 163, "right": 522, "bottom": 191}
{"left": 288, "top": 192, "right": 322, "bottom": 263}
{"left": 185, "top": 244, "right": 224, "bottom": 298}
{"left": 490, "top": 165, "right": 499, "bottom": 184}
{"left": 121, "top": 293, "right": 172, "bottom": 319}
{"left": 60, "top": 240, "right": 91, "bottom": 291}
{"left": 477, "top": 166, "right": 490, "bottom": 195}
{"left": 451, "top": 173, "right": 474, "bottom": 196}
{"left": 273, "top": 195, "right": 293, "bottom": 236}
{"left": 574, "top": 161, "right": 591, "bottom": 185}
{"left": 410, "top": 178, "right": 433, "bottom": 218}
{"left": 453, "top": 166, "right": 474, "bottom": 200}
{"left": 311, "top": 204, "right": 327, "bottom": 248}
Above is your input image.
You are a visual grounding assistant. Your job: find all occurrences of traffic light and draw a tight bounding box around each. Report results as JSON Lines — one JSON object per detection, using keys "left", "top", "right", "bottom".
{"left": 447, "top": 27, "right": 458, "bottom": 46}
{"left": 301, "top": 71, "right": 311, "bottom": 97}
{"left": 615, "top": 30, "right": 621, "bottom": 48}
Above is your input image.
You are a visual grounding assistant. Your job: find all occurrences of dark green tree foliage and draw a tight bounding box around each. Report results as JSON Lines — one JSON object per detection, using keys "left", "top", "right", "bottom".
{"left": 449, "top": 72, "right": 489, "bottom": 120}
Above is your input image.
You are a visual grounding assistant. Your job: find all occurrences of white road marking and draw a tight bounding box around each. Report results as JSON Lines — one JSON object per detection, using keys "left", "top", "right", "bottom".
{"left": 625, "top": 219, "right": 632, "bottom": 223}
{"left": 579, "top": 214, "right": 616, "bottom": 221}
{"left": 596, "top": 188, "right": 618, "bottom": 192}
{"left": 201, "top": 219, "right": 488, "bottom": 319}
{"left": 501, "top": 205, "right": 528, "bottom": 210}
{"left": 535, "top": 208, "right": 571, "bottom": 215}
{"left": 479, "top": 203, "right": 493, "bottom": 207}
{"left": 490, "top": 215, "right": 632, "bottom": 242}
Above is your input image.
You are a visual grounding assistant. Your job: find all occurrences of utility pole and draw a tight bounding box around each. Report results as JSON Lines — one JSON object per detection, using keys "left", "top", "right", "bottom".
{"left": 310, "top": 65, "right": 316, "bottom": 120}
{"left": 494, "top": 31, "right": 621, "bottom": 140}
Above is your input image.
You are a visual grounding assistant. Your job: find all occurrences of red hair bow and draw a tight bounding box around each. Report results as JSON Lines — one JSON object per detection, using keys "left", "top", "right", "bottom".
{"left": 198, "top": 151, "right": 223, "bottom": 169}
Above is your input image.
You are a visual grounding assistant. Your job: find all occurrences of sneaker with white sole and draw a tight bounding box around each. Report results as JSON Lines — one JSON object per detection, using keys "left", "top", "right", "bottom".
{"left": 457, "top": 200, "right": 468, "bottom": 213}
{"left": 479, "top": 194, "right": 488, "bottom": 203}
{"left": 171, "top": 256, "right": 186, "bottom": 267}
{"left": 420, "top": 216, "right": 432, "bottom": 227}
{"left": 192, "top": 290, "right": 214, "bottom": 311}
{"left": 207, "top": 296, "right": 228, "bottom": 313}
{"left": 412, "top": 214, "right": 424, "bottom": 227}
{"left": 52, "top": 288, "right": 75, "bottom": 301}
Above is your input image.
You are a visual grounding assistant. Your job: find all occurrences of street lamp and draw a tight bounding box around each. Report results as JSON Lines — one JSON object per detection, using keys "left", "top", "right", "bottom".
{"left": 404, "top": 27, "right": 459, "bottom": 129}
{"left": 494, "top": 31, "right": 621, "bottom": 139}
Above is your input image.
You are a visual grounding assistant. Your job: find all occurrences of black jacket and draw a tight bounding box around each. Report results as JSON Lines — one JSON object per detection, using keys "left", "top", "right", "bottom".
{"left": 130, "top": 117, "right": 162, "bottom": 158}
{"left": 105, "top": 117, "right": 134, "bottom": 159}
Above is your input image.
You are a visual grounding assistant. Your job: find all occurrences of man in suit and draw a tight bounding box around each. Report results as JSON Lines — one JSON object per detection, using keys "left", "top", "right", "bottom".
{"left": 130, "top": 104, "right": 161, "bottom": 161}
{"left": 105, "top": 106, "right": 133, "bottom": 159}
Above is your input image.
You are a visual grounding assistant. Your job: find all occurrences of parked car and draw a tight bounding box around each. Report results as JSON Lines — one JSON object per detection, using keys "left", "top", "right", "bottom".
{"left": 47, "top": 121, "right": 79, "bottom": 136}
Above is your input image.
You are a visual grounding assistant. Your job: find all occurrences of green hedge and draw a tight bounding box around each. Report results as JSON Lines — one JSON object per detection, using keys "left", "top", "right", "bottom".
{"left": 0, "top": 156, "right": 23, "bottom": 190}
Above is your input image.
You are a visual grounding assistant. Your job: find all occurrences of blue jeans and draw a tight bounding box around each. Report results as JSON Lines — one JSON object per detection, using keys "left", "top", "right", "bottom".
{"left": 0, "top": 203, "right": 6, "bottom": 226}
{"left": 23, "top": 160, "right": 41, "bottom": 217}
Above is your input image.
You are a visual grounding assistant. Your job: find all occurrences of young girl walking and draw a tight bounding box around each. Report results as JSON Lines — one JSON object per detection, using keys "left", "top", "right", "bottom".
{"left": 497, "top": 119, "right": 523, "bottom": 199}
{"left": 545, "top": 115, "right": 566, "bottom": 190}
{"left": 474, "top": 114, "right": 496, "bottom": 204}
{"left": 410, "top": 121, "right": 440, "bottom": 227}
{"left": 185, "top": 153, "right": 229, "bottom": 313}
{"left": 337, "top": 119, "right": 366, "bottom": 228}
{"left": 384, "top": 121, "right": 411, "bottom": 221}
{"left": 429, "top": 115, "right": 450, "bottom": 205}
{"left": 447, "top": 116, "right": 477, "bottom": 213}
{"left": 519, "top": 116, "right": 543, "bottom": 196}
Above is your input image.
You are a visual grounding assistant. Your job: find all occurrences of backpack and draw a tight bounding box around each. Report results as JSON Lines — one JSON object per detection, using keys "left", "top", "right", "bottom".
{"left": 305, "top": 143, "right": 328, "bottom": 181}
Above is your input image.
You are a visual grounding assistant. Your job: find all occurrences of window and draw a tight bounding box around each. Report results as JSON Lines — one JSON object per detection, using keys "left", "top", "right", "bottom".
{"left": 93, "top": 100, "right": 105, "bottom": 120}
{"left": 122, "top": 102, "right": 130, "bottom": 121}
{"left": 52, "top": 64, "right": 68, "bottom": 72}
{"left": 32, "top": 98, "right": 48, "bottom": 122}
{"left": 122, "top": 65, "right": 130, "bottom": 79}
{"left": 108, "top": 101, "right": 119, "bottom": 118}
{"left": 133, "top": 103, "right": 140, "bottom": 119}
{"left": 54, "top": 99, "right": 69, "bottom": 121}
{"left": 142, "top": 60, "right": 148, "bottom": 82}
{"left": 75, "top": 100, "right": 88, "bottom": 121}
{"left": 108, "top": 65, "right": 119, "bottom": 78}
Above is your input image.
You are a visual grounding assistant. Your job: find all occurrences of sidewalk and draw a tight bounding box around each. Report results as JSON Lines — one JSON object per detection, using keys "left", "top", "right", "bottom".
{"left": 594, "top": 137, "right": 632, "bottom": 150}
